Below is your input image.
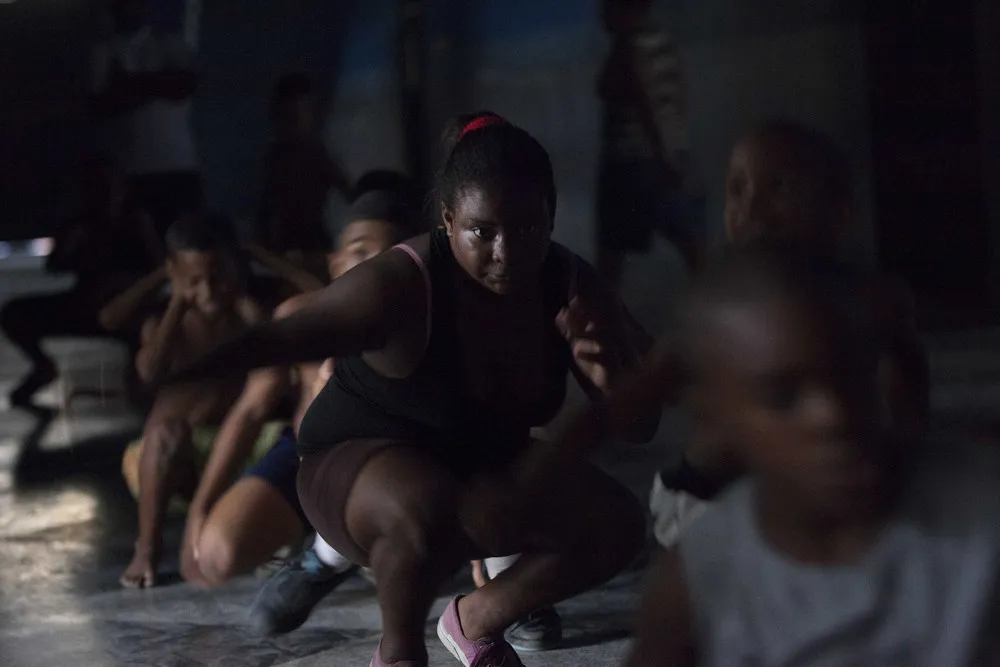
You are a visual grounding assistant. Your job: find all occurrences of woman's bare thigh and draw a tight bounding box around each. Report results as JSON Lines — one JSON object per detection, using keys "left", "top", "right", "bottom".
{"left": 341, "top": 444, "right": 472, "bottom": 563}
{"left": 339, "top": 442, "right": 642, "bottom": 567}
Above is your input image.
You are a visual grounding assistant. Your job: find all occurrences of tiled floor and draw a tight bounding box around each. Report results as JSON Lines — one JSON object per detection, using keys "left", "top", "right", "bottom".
{"left": 4, "top": 264, "right": 1000, "bottom": 666}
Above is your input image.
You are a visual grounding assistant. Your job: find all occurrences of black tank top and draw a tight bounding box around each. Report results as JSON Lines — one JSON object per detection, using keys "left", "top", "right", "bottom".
{"left": 297, "top": 227, "right": 576, "bottom": 470}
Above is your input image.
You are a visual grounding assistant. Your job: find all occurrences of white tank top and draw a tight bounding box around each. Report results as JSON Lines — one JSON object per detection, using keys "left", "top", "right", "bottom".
{"left": 679, "top": 439, "right": 1000, "bottom": 667}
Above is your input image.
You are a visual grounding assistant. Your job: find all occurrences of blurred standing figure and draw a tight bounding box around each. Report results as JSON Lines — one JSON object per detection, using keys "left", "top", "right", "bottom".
{"left": 257, "top": 73, "right": 353, "bottom": 276}
{"left": 597, "top": 0, "right": 704, "bottom": 290}
{"left": 0, "top": 157, "right": 161, "bottom": 409}
{"left": 88, "top": 0, "right": 202, "bottom": 239}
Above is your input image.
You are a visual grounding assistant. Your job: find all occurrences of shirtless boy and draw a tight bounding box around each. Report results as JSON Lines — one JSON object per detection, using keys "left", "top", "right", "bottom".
{"left": 119, "top": 213, "right": 263, "bottom": 588}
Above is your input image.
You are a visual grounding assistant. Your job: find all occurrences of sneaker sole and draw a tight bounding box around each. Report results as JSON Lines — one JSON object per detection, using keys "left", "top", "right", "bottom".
{"left": 249, "top": 566, "right": 358, "bottom": 637}
{"left": 436, "top": 615, "right": 471, "bottom": 667}
{"left": 360, "top": 567, "right": 377, "bottom": 586}
{"left": 505, "top": 636, "right": 561, "bottom": 653}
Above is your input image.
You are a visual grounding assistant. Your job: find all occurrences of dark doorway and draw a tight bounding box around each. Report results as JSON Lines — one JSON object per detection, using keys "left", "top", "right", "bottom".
{"left": 866, "top": 0, "right": 993, "bottom": 329}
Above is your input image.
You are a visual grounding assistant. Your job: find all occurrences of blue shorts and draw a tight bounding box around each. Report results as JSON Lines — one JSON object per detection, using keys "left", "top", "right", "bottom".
{"left": 243, "top": 426, "right": 309, "bottom": 527}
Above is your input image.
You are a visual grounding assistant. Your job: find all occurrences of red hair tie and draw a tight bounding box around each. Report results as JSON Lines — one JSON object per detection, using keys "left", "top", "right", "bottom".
{"left": 460, "top": 115, "right": 506, "bottom": 140}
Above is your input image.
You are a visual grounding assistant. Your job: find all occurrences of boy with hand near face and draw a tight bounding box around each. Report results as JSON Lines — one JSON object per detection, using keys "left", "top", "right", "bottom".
{"left": 119, "top": 213, "right": 264, "bottom": 588}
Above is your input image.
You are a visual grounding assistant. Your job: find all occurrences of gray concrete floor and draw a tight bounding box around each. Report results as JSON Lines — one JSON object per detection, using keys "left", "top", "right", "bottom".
{"left": 3, "top": 262, "right": 1000, "bottom": 666}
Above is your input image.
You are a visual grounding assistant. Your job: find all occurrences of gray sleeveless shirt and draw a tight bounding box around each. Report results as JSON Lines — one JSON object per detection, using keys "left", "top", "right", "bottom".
{"left": 679, "top": 440, "right": 1000, "bottom": 667}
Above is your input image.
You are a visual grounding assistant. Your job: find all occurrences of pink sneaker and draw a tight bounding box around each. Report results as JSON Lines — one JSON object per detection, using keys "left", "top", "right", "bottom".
{"left": 436, "top": 596, "right": 525, "bottom": 666}
{"left": 369, "top": 639, "right": 426, "bottom": 667}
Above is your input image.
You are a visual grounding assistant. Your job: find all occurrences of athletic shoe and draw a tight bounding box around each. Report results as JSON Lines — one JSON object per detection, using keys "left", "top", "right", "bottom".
{"left": 437, "top": 596, "right": 525, "bottom": 666}
{"left": 248, "top": 548, "right": 357, "bottom": 636}
{"left": 504, "top": 605, "right": 563, "bottom": 652}
{"left": 478, "top": 561, "right": 563, "bottom": 651}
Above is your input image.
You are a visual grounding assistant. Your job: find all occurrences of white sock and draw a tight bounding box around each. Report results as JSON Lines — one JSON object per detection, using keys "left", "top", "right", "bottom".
{"left": 484, "top": 554, "right": 521, "bottom": 580}
{"left": 312, "top": 535, "right": 354, "bottom": 572}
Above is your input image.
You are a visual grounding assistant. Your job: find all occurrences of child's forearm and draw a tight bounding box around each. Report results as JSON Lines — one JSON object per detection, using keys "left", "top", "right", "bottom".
{"left": 190, "top": 369, "right": 287, "bottom": 514}
{"left": 190, "top": 411, "right": 268, "bottom": 514}
{"left": 135, "top": 297, "right": 187, "bottom": 384}
{"left": 99, "top": 266, "right": 168, "bottom": 331}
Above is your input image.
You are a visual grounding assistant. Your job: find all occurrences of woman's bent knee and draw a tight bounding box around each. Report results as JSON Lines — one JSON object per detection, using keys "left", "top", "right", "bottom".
{"left": 369, "top": 496, "right": 460, "bottom": 569}
{"left": 345, "top": 447, "right": 466, "bottom": 564}
{"left": 367, "top": 510, "right": 469, "bottom": 590}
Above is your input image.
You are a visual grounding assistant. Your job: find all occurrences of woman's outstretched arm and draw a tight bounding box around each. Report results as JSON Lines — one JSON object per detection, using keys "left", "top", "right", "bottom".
{"left": 520, "top": 335, "right": 679, "bottom": 491}
{"left": 560, "top": 259, "right": 668, "bottom": 443}
{"left": 562, "top": 335, "right": 679, "bottom": 455}
{"left": 162, "top": 251, "right": 419, "bottom": 386}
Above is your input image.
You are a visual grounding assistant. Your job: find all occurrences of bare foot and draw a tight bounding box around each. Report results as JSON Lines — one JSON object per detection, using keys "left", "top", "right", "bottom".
{"left": 121, "top": 546, "right": 158, "bottom": 589}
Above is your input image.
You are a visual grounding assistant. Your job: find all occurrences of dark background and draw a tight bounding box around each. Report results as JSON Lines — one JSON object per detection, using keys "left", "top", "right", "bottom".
{"left": 0, "top": 0, "right": 996, "bottom": 329}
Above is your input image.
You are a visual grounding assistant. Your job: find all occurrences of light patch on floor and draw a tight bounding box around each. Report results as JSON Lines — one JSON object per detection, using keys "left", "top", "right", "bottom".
{"left": 0, "top": 488, "right": 98, "bottom": 539}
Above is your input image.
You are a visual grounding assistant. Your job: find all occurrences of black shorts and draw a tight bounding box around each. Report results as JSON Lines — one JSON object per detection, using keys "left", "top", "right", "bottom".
{"left": 597, "top": 157, "right": 705, "bottom": 253}
{"left": 296, "top": 436, "right": 533, "bottom": 566}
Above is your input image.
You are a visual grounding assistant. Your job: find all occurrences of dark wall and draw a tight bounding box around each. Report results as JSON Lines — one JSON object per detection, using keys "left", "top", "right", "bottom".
{"left": 0, "top": 0, "right": 191, "bottom": 240}
{"left": 194, "top": 0, "right": 359, "bottom": 231}
{"left": 862, "top": 0, "right": 999, "bottom": 327}
{"left": 979, "top": 1, "right": 1000, "bottom": 313}
{"left": 0, "top": 0, "right": 875, "bottom": 329}
{"left": 0, "top": 0, "right": 95, "bottom": 239}
{"left": 0, "top": 0, "right": 882, "bottom": 335}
